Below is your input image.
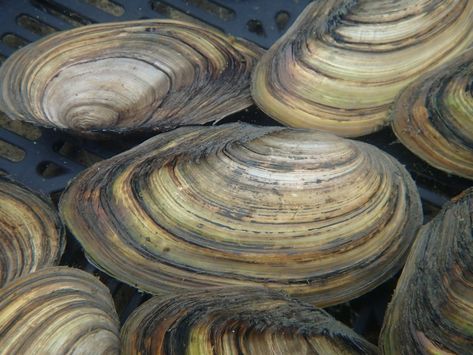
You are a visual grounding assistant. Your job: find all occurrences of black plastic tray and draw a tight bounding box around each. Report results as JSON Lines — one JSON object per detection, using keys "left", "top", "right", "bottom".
{"left": 0, "top": 0, "right": 471, "bottom": 344}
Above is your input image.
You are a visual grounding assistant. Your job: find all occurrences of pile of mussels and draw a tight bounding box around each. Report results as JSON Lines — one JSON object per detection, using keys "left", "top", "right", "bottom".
{"left": 0, "top": 1, "right": 472, "bottom": 354}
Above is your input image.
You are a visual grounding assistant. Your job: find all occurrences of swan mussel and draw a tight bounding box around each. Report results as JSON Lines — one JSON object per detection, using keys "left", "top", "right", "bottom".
{"left": 391, "top": 48, "right": 473, "bottom": 180}
{"left": 380, "top": 188, "right": 473, "bottom": 354}
{"left": 0, "top": 20, "right": 261, "bottom": 135}
{"left": 252, "top": 0, "right": 473, "bottom": 137}
{"left": 121, "top": 287, "right": 378, "bottom": 354}
{"left": 0, "top": 177, "right": 65, "bottom": 288}
{"left": 60, "top": 123, "right": 422, "bottom": 306}
{"left": 0, "top": 267, "right": 120, "bottom": 354}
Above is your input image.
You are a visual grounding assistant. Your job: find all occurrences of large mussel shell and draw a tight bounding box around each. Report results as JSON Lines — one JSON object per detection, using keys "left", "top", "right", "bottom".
{"left": 391, "top": 48, "right": 473, "bottom": 180}
{"left": 0, "top": 177, "right": 65, "bottom": 288}
{"left": 0, "top": 20, "right": 261, "bottom": 135}
{"left": 0, "top": 267, "right": 119, "bottom": 354}
{"left": 121, "top": 287, "right": 378, "bottom": 354}
{"left": 60, "top": 123, "right": 422, "bottom": 306}
{"left": 252, "top": 0, "right": 473, "bottom": 137}
{"left": 380, "top": 188, "right": 473, "bottom": 354}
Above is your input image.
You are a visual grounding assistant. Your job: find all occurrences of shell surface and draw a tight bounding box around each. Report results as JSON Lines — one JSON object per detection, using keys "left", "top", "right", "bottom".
{"left": 392, "top": 48, "right": 473, "bottom": 180}
{"left": 380, "top": 188, "right": 473, "bottom": 354}
{"left": 0, "top": 267, "right": 120, "bottom": 354}
{"left": 0, "top": 177, "right": 65, "bottom": 288}
{"left": 252, "top": 0, "right": 473, "bottom": 137}
{"left": 121, "top": 287, "right": 378, "bottom": 355}
{"left": 60, "top": 123, "right": 422, "bottom": 306}
{"left": 0, "top": 20, "right": 261, "bottom": 134}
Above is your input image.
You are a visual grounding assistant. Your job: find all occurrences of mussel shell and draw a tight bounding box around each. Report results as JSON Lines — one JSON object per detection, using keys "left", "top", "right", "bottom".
{"left": 60, "top": 123, "right": 422, "bottom": 306}
{"left": 0, "top": 267, "right": 119, "bottom": 354}
{"left": 0, "top": 20, "right": 261, "bottom": 135}
{"left": 391, "top": 48, "right": 473, "bottom": 180}
{"left": 380, "top": 188, "right": 473, "bottom": 354}
{"left": 251, "top": 0, "right": 473, "bottom": 137}
{"left": 121, "top": 287, "right": 378, "bottom": 355}
{"left": 0, "top": 177, "right": 65, "bottom": 288}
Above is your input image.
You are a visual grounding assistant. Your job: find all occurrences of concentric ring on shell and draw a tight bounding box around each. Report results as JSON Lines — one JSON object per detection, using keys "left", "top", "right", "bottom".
{"left": 0, "top": 20, "right": 262, "bottom": 135}
{"left": 0, "top": 267, "right": 120, "bottom": 354}
{"left": 60, "top": 123, "right": 422, "bottom": 306}
{"left": 380, "top": 188, "right": 473, "bottom": 354}
{"left": 0, "top": 178, "right": 65, "bottom": 288}
{"left": 121, "top": 287, "right": 378, "bottom": 355}
{"left": 391, "top": 48, "right": 473, "bottom": 180}
{"left": 251, "top": 0, "right": 473, "bottom": 137}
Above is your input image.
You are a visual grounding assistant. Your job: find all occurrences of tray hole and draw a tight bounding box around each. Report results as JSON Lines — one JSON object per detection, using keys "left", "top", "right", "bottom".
{"left": 0, "top": 54, "right": 5, "bottom": 65}
{"left": 247, "top": 19, "right": 266, "bottom": 37}
{"left": 37, "top": 161, "right": 68, "bottom": 178}
{"left": 0, "top": 140, "right": 26, "bottom": 162}
{"left": 150, "top": 1, "right": 212, "bottom": 28}
{"left": 30, "top": 0, "right": 93, "bottom": 27}
{"left": 0, "top": 113, "right": 42, "bottom": 140}
{"left": 53, "top": 140, "right": 103, "bottom": 167}
{"left": 17, "top": 14, "right": 57, "bottom": 36}
{"left": 81, "top": 0, "right": 125, "bottom": 17}
{"left": 1, "top": 33, "right": 30, "bottom": 50}
{"left": 151, "top": 0, "right": 195, "bottom": 21}
{"left": 186, "top": 0, "right": 235, "bottom": 21}
{"left": 275, "top": 11, "right": 290, "bottom": 31}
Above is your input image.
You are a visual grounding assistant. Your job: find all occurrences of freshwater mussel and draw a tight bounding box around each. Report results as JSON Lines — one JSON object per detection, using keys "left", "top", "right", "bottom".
{"left": 391, "top": 48, "right": 473, "bottom": 180}
{"left": 0, "top": 267, "right": 120, "bottom": 354}
{"left": 380, "top": 188, "right": 473, "bottom": 354}
{"left": 0, "top": 20, "right": 261, "bottom": 136}
{"left": 0, "top": 177, "right": 65, "bottom": 288}
{"left": 121, "top": 287, "right": 378, "bottom": 354}
{"left": 60, "top": 123, "right": 422, "bottom": 307}
{"left": 252, "top": 0, "right": 473, "bottom": 137}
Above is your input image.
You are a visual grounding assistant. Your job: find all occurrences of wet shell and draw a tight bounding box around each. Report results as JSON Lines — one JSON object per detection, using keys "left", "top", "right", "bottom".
{"left": 391, "top": 48, "right": 473, "bottom": 180}
{"left": 0, "top": 177, "right": 65, "bottom": 288}
{"left": 380, "top": 188, "right": 473, "bottom": 354}
{"left": 252, "top": 0, "right": 473, "bottom": 137}
{"left": 0, "top": 267, "right": 120, "bottom": 354}
{"left": 0, "top": 20, "right": 261, "bottom": 135}
{"left": 60, "top": 123, "right": 422, "bottom": 306}
{"left": 121, "top": 287, "right": 378, "bottom": 355}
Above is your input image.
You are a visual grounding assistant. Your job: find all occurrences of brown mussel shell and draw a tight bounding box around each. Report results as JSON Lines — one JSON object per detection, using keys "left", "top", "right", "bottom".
{"left": 380, "top": 188, "right": 473, "bottom": 354}
{"left": 0, "top": 20, "right": 261, "bottom": 136}
{"left": 60, "top": 123, "right": 422, "bottom": 307}
{"left": 121, "top": 287, "right": 378, "bottom": 355}
{"left": 391, "top": 48, "right": 473, "bottom": 180}
{"left": 252, "top": 0, "right": 473, "bottom": 137}
{"left": 0, "top": 267, "right": 120, "bottom": 354}
{"left": 0, "top": 177, "right": 65, "bottom": 288}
